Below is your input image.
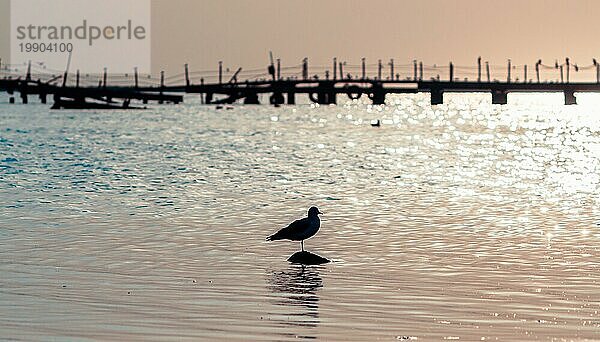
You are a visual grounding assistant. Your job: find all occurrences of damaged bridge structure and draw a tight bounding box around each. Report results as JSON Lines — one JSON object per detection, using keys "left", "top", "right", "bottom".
{"left": 1, "top": 56, "right": 600, "bottom": 108}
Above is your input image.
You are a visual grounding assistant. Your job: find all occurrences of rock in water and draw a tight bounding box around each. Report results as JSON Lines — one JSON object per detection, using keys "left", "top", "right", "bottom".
{"left": 287, "top": 251, "right": 330, "bottom": 265}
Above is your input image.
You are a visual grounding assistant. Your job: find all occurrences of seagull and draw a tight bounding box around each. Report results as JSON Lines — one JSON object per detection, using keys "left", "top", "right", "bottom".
{"left": 266, "top": 207, "right": 323, "bottom": 251}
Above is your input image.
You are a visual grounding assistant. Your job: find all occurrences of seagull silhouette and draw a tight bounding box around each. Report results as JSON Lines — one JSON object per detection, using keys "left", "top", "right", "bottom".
{"left": 266, "top": 207, "right": 323, "bottom": 251}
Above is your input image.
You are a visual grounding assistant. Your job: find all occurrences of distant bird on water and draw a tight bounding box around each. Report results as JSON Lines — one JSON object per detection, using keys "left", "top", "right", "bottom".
{"left": 266, "top": 206, "right": 323, "bottom": 251}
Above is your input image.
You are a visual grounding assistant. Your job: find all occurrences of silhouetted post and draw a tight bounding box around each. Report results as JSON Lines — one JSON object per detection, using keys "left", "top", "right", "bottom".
{"left": 565, "top": 58, "right": 570, "bottom": 83}
{"left": 507, "top": 59, "right": 511, "bottom": 83}
{"left": 419, "top": 61, "right": 423, "bottom": 81}
{"left": 276, "top": 59, "right": 281, "bottom": 80}
{"left": 200, "top": 78, "right": 205, "bottom": 104}
{"left": 390, "top": 59, "right": 394, "bottom": 80}
{"left": 76, "top": 69, "right": 80, "bottom": 88}
{"left": 560, "top": 65, "right": 564, "bottom": 83}
{"left": 103, "top": 67, "right": 107, "bottom": 89}
{"left": 477, "top": 56, "right": 481, "bottom": 82}
{"left": 159, "top": 70, "right": 165, "bottom": 104}
{"left": 333, "top": 58, "right": 337, "bottom": 81}
{"left": 595, "top": 59, "right": 599, "bottom": 83}
{"left": 378, "top": 59, "right": 382, "bottom": 80}
{"left": 302, "top": 58, "right": 308, "bottom": 80}
{"left": 338, "top": 62, "right": 343, "bottom": 79}
{"left": 486, "top": 61, "right": 490, "bottom": 82}
{"left": 413, "top": 60, "right": 417, "bottom": 81}
{"left": 449, "top": 62, "right": 454, "bottom": 82}
{"left": 26, "top": 60, "right": 31, "bottom": 81}
{"left": 325, "top": 70, "right": 329, "bottom": 80}
{"left": 185, "top": 63, "right": 190, "bottom": 87}
{"left": 535, "top": 60, "right": 541, "bottom": 83}
{"left": 361, "top": 58, "right": 366, "bottom": 79}
{"left": 218, "top": 61, "right": 223, "bottom": 84}
{"left": 134, "top": 67, "right": 139, "bottom": 89}
{"left": 523, "top": 65, "right": 527, "bottom": 82}
{"left": 62, "top": 71, "right": 68, "bottom": 87}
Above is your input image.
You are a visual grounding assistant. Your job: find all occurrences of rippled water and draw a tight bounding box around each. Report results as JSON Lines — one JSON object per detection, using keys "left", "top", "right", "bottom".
{"left": 2, "top": 93, "right": 600, "bottom": 341}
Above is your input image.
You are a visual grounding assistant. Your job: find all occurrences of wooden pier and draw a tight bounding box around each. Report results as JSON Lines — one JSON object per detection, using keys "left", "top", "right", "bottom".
{"left": 180, "top": 79, "right": 597, "bottom": 106}
{"left": 2, "top": 57, "right": 600, "bottom": 108}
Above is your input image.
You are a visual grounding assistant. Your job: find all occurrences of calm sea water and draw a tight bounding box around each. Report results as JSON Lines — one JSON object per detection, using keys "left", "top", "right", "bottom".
{"left": 2, "top": 93, "right": 600, "bottom": 341}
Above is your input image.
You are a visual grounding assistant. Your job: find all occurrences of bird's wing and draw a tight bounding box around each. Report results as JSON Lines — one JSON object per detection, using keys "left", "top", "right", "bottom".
{"left": 267, "top": 217, "right": 308, "bottom": 240}
{"left": 284, "top": 217, "right": 308, "bottom": 234}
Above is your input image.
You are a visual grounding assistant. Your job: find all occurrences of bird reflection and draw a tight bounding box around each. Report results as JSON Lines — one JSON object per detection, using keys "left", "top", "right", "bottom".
{"left": 267, "top": 264, "right": 323, "bottom": 337}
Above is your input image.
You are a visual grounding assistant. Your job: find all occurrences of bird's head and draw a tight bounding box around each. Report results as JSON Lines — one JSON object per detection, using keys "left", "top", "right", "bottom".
{"left": 308, "top": 206, "right": 323, "bottom": 216}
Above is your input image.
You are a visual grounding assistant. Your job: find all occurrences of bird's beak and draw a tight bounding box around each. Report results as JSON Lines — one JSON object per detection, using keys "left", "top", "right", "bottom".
{"left": 319, "top": 211, "right": 324, "bottom": 215}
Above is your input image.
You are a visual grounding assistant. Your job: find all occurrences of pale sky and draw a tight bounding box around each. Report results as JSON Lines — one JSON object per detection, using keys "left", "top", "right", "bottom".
{"left": 2, "top": 0, "right": 600, "bottom": 77}
{"left": 151, "top": 0, "right": 600, "bottom": 75}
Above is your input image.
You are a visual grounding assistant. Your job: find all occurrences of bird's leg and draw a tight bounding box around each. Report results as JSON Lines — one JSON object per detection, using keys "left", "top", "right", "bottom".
{"left": 301, "top": 240, "right": 304, "bottom": 252}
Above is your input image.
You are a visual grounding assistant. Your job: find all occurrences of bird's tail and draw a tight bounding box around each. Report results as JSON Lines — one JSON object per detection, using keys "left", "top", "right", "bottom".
{"left": 266, "top": 232, "right": 282, "bottom": 241}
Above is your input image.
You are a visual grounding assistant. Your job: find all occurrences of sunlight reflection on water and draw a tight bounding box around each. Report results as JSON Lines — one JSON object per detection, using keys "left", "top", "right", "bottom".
{"left": 2, "top": 93, "right": 600, "bottom": 340}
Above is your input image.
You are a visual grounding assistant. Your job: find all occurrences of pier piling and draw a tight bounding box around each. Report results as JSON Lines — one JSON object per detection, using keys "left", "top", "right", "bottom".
{"left": 492, "top": 89, "right": 508, "bottom": 104}
{"left": 287, "top": 91, "right": 295, "bottom": 105}
{"left": 369, "top": 82, "right": 385, "bottom": 105}
{"left": 564, "top": 89, "right": 577, "bottom": 105}
{"left": 430, "top": 87, "right": 443, "bottom": 105}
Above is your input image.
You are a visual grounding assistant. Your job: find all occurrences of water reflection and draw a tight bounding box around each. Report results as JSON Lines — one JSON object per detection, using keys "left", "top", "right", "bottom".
{"left": 267, "top": 265, "right": 323, "bottom": 338}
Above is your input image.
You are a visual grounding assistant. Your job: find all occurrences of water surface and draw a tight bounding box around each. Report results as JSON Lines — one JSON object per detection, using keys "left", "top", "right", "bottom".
{"left": 2, "top": 94, "right": 600, "bottom": 341}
